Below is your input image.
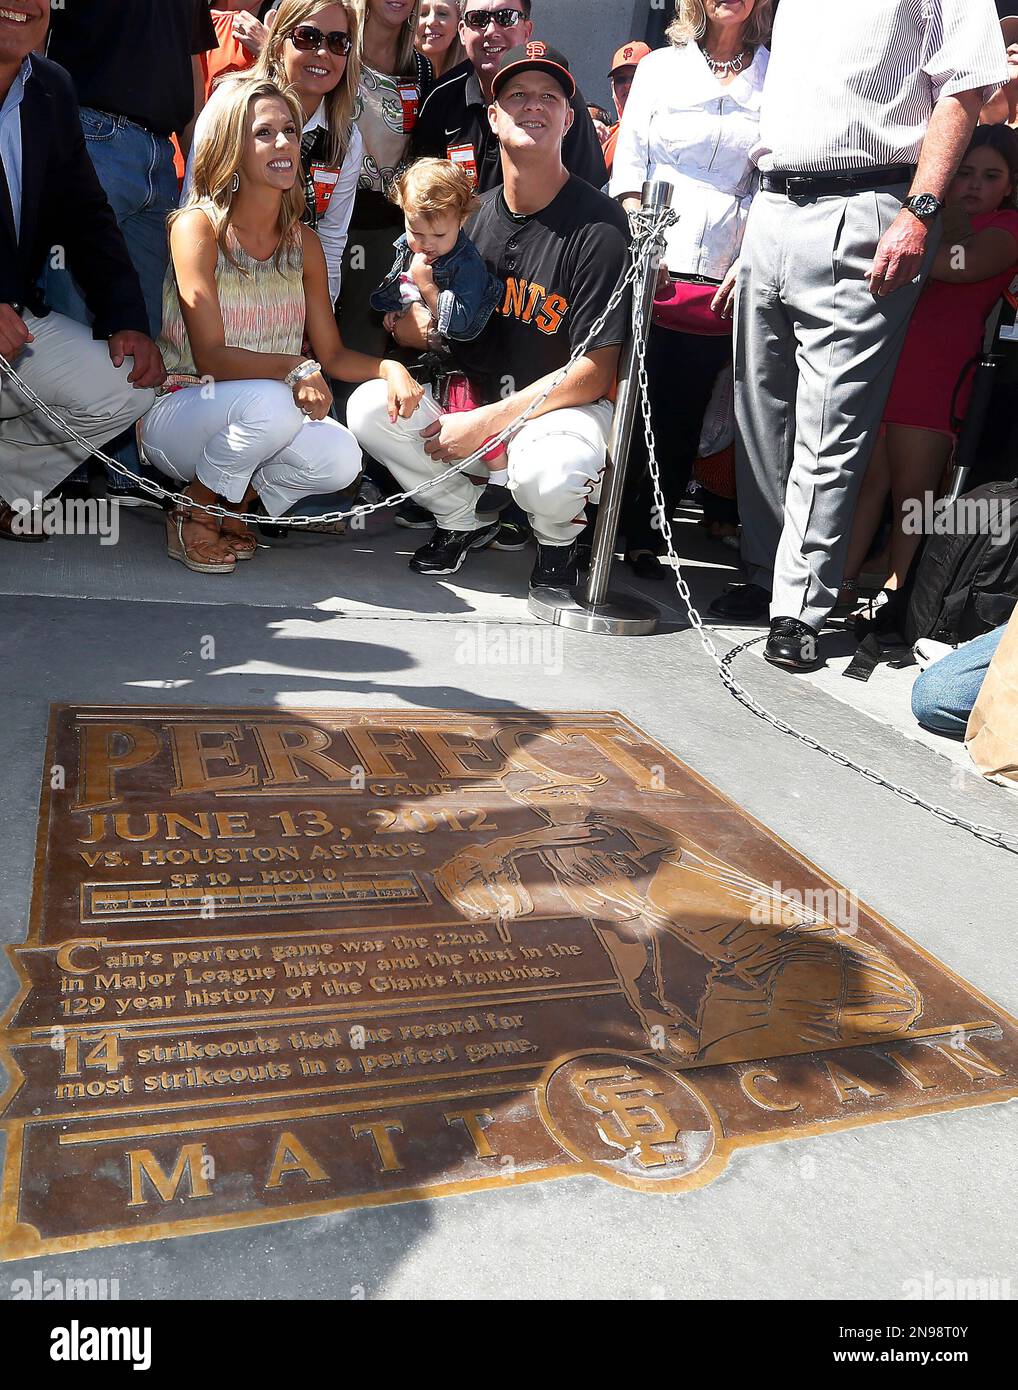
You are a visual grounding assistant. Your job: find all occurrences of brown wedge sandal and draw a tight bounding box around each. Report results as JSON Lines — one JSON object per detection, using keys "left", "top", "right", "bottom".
{"left": 166, "top": 507, "right": 237, "bottom": 575}
{"left": 219, "top": 511, "right": 258, "bottom": 561}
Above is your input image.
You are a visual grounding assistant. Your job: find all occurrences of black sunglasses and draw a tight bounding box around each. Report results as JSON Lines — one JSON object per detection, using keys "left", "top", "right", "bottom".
{"left": 462, "top": 8, "right": 527, "bottom": 30}
{"left": 288, "top": 25, "right": 353, "bottom": 57}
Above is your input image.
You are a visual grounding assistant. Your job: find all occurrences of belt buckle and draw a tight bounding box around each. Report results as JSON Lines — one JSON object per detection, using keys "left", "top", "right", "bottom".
{"left": 785, "top": 176, "right": 811, "bottom": 199}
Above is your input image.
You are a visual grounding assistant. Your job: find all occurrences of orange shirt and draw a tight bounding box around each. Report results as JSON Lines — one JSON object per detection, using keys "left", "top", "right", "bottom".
{"left": 202, "top": 10, "right": 256, "bottom": 98}
{"left": 603, "top": 123, "right": 619, "bottom": 178}
{"left": 173, "top": 13, "right": 256, "bottom": 186}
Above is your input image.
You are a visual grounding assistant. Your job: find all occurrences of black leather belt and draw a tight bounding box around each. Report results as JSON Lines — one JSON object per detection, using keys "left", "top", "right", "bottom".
{"left": 761, "top": 165, "right": 916, "bottom": 198}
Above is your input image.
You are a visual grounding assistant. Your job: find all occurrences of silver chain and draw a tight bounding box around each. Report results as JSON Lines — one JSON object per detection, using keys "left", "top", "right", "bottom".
{"left": 4, "top": 206, "right": 1016, "bottom": 855}
{"left": 630, "top": 237, "right": 1018, "bottom": 856}
{"left": 0, "top": 216, "right": 660, "bottom": 530}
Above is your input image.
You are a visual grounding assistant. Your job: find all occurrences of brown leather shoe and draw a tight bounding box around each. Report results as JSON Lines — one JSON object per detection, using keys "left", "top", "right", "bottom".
{"left": 0, "top": 502, "right": 47, "bottom": 543}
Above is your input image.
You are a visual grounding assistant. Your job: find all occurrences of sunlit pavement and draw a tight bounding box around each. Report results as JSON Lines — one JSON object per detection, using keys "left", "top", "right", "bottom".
{"left": 0, "top": 508, "right": 1015, "bottom": 1300}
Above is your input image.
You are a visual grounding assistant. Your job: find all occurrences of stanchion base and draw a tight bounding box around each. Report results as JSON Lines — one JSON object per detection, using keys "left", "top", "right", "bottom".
{"left": 528, "top": 586, "right": 659, "bottom": 635}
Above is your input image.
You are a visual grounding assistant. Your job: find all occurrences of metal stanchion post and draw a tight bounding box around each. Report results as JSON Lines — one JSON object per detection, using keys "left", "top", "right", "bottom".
{"left": 528, "top": 179, "right": 672, "bottom": 635}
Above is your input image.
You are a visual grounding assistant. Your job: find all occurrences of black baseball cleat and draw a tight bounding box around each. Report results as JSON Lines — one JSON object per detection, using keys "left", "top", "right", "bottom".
{"left": 476, "top": 482, "right": 513, "bottom": 515}
{"left": 409, "top": 521, "right": 500, "bottom": 575}
{"left": 709, "top": 581, "right": 771, "bottom": 620}
{"left": 530, "top": 541, "right": 578, "bottom": 592}
{"left": 627, "top": 550, "right": 668, "bottom": 581}
{"left": 394, "top": 498, "right": 435, "bottom": 529}
{"left": 491, "top": 517, "right": 532, "bottom": 551}
{"left": 764, "top": 617, "right": 822, "bottom": 671}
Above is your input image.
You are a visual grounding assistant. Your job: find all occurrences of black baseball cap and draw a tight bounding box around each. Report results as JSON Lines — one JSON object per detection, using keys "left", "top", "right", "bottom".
{"left": 491, "top": 42, "right": 577, "bottom": 102}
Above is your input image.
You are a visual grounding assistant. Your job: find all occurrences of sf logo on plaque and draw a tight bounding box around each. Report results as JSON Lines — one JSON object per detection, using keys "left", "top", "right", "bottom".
{"left": 0, "top": 707, "right": 1016, "bottom": 1259}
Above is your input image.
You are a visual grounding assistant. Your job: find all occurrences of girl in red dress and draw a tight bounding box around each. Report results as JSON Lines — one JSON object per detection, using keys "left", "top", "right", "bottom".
{"left": 842, "top": 126, "right": 1018, "bottom": 606}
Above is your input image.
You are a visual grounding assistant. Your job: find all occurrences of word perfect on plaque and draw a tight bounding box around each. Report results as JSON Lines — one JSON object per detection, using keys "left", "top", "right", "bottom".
{"left": 2, "top": 706, "right": 1016, "bottom": 1259}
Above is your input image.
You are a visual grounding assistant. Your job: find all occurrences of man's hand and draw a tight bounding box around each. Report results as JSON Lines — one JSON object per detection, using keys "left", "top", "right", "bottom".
{"left": 390, "top": 301, "right": 432, "bottom": 350}
{"left": 231, "top": 10, "right": 269, "bottom": 57}
{"left": 711, "top": 258, "right": 740, "bottom": 318}
{"left": 868, "top": 209, "right": 929, "bottom": 298}
{"left": 0, "top": 304, "right": 33, "bottom": 363}
{"left": 421, "top": 407, "right": 491, "bottom": 462}
{"left": 108, "top": 331, "right": 166, "bottom": 389}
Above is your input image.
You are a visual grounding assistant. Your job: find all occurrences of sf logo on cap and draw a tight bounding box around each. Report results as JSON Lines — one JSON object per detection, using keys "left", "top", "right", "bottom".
{"left": 526, "top": 41, "right": 548, "bottom": 59}
{"left": 623, "top": 45, "right": 634, "bottom": 60}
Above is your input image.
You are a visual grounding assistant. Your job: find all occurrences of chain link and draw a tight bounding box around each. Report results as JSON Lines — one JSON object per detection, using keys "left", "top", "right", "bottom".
{"left": 4, "top": 204, "right": 1015, "bottom": 854}
{"left": 0, "top": 215, "right": 668, "bottom": 529}
{"left": 631, "top": 260, "right": 1018, "bottom": 856}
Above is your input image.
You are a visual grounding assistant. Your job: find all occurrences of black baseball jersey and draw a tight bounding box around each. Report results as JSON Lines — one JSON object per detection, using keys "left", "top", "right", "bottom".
{"left": 412, "top": 61, "right": 608, "bottom": 193}
{"left": 450, "top": 176, "right": 631, "bottom": 400}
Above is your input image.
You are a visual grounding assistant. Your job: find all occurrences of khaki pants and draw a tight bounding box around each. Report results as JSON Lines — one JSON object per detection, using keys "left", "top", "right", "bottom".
{"left": 0, "top": 310, "right": 154, "bottom": 505}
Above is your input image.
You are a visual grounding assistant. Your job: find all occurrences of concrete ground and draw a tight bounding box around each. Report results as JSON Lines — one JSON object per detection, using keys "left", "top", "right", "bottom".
{"left": 0, "top": 503, "right": 1016, "bottom": 1301}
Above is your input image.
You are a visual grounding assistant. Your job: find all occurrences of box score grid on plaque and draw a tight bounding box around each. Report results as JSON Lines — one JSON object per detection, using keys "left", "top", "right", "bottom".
{"left": 1, "top": 707, "right": 1017, "bottom": 1259}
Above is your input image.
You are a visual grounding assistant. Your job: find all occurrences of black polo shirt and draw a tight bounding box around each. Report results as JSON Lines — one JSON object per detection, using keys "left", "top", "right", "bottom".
{"left": 412, "top": 60, "right": 608, "bottom": 193}
{"left": 451, "top": 176, "right": 631, "bottom": 401}
{"left": 46, "top": 0, "right": 215, "bottom": 138}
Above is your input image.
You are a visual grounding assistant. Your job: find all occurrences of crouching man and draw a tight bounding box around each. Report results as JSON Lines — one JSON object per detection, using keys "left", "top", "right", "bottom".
{"left": 0, "top": 0, "right": 163, "bottom": 542}
{"left": 347, "top": 42, "right": 630, "bottom": 589}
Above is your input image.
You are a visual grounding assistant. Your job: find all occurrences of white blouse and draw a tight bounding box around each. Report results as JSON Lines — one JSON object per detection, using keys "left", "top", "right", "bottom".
{"left": 185, "top": 92, "right": 362, "bottom": 306}
{"left": 609, "top": 41, "right": 769, "bottom": 280}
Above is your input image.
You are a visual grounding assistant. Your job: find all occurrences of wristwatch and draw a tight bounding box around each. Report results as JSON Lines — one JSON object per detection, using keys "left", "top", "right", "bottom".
{"left": 903, "top": 193, "right": 943, "bottom": 224}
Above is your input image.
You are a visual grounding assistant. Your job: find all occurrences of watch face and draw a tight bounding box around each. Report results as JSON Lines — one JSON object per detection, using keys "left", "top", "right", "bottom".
{"left": 909, "top": 194, "right": 940, "bottom": 219}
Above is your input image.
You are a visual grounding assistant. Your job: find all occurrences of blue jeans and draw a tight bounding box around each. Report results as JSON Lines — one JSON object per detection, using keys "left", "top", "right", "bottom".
{"left": 45, "top": 109, "right": 177, "bottom": 491}
{"left": 911, "top": 626, "right": 1007, "bottom": 738}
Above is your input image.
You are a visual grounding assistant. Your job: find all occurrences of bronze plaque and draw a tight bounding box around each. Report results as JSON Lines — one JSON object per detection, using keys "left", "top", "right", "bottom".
{"left": 2, "top": 705, "right": 1017, "bottom": 1259}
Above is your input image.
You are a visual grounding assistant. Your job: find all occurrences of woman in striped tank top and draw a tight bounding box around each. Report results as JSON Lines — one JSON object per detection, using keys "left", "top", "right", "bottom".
{"left": 141, "top": 78, "right": 423, "bottom": 573}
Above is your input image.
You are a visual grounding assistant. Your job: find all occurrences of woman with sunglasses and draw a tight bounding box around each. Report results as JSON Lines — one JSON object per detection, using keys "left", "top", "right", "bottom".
{"left": 141, "top": 79, "right": 423, "bottom": 574}
{"left": 187, "top": 1, "right": 363, "bottom": 305}
{"left": 416, "top": 1, "right": 464, "bottom": 81}
{"left": 335, "top": 0, "right": 434, "bottom": 361}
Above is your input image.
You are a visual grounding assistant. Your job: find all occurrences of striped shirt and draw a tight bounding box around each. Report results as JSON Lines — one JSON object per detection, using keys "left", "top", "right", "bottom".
{"left": 758, "top": 0, "right": 1008, "bottom": 173}
{"left": 158, "top": 213, "right": 305, "bottom": 384}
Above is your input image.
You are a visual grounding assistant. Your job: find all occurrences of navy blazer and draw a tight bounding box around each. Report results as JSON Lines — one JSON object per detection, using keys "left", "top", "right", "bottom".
{"left": 0, "top": 56, "right": 148, "bottom": 338}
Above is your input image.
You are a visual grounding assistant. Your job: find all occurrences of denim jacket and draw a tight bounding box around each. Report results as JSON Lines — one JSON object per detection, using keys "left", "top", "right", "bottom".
{"left": 370, "top": 230, "right": 503, "bottom": 342}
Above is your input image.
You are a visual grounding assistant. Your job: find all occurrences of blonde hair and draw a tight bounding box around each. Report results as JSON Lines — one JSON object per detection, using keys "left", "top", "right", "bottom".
{"left": 173, "top": 79, "right": 307, "bottom": 271}
{"left": 255, "top": 0, "right": 363, "bottom": 166}
{"left": 390, "top": 157, "right": 480, "bottom": 223}
{"left": 364, "top": 0, "right": 424, "bottom": 75}
{"left": 667, "top": 0, "right": 773, "bottom": 49}
{"left": 418, "top": 2, "right": 465, "bottom": 76}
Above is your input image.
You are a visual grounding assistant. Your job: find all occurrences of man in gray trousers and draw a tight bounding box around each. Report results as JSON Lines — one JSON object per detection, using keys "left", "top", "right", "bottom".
{"left": 712, "top": 0, "right": 1008, "bottom": 671}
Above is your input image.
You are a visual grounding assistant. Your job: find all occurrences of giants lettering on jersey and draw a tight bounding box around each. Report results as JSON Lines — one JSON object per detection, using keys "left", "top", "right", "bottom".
{"left": 500, "top": 277, "right": 569, "bottom": 335}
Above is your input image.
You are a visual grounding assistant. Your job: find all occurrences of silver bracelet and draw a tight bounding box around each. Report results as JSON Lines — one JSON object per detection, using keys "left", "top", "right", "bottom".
{"left": 285, "top": 359, "right": 322, "bottom": 388}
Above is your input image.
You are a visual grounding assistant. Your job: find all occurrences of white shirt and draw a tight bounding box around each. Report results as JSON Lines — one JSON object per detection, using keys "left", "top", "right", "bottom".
{"left": 758, "top": 0, "right": 1009, "bottom": 173}
{"left": 609, "top": 43, "right": 769, "bottom": 280}
{"left": 185, "top": 93, "right": 362, "bottom": 304}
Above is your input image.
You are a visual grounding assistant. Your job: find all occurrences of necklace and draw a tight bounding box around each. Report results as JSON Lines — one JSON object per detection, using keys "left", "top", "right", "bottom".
{"left": 699, "top": 43, "right": 751, "bottom": 77}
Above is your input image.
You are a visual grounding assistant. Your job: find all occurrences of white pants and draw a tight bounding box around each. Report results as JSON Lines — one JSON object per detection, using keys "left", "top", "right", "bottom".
{"left": 347, "top": 380, "right": 613, "bottom": 546}
{"left": 0, "top": 310, "right": 155, "bottom": 505}
{"left": 141, "top": 379, "right": 362, "bottom": 516}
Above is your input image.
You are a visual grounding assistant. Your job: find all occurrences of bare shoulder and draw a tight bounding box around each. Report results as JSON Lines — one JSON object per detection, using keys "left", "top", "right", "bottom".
{"left": 299, "top": 222, "right": 327, "bottom": 267}
{"left": 170, "top": 207, "right": 218, "bottom": 260}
